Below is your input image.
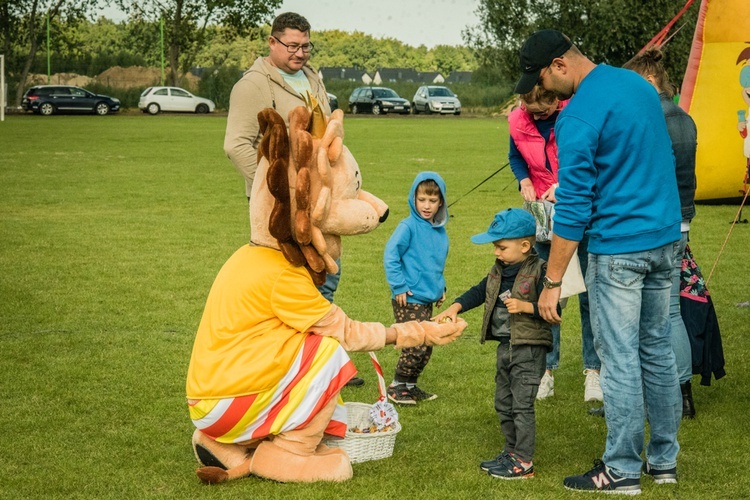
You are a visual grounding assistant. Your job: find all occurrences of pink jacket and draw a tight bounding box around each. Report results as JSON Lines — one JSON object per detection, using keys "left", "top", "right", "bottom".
{"left": 508, "top": 100, "right": 568, "bottom": 199}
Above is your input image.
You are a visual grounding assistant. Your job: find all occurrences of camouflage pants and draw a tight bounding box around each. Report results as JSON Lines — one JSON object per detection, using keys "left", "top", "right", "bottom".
{"left": 392, "top": 300, "right": 434, "bottom": 384}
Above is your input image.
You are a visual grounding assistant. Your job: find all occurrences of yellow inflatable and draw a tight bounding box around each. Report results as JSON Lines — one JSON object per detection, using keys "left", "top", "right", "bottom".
{"left": 680, "top": 0, "right": 750, "bottom": 202}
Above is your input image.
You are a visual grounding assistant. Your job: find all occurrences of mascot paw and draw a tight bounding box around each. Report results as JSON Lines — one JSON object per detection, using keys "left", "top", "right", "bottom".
{"left": 196, "top": 466, "right": 229, "bottom": 484}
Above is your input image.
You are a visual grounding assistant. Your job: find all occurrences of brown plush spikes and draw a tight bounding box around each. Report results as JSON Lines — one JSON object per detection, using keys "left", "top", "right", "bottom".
{"left": 279, "top": 241, "right": 307, "bottom": 267}
{"left": 300, "top": 245, "right": 325, "bottom": 273}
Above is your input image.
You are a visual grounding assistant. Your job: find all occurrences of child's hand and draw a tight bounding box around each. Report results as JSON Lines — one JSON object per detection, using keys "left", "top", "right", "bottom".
{"left": 395, "top": 291, "right": 412, "bottom": 307}
{"left": 503, "top": 298, "right": 529, "bottom": 314}
{"left": 739, "top": 121, "right": 747, "bottom": 133}
{"left": 436, "top": 292, "right": 446, "bottom": 309}
{"left": 432, "top": 302, "right": 461, "bottom": 324}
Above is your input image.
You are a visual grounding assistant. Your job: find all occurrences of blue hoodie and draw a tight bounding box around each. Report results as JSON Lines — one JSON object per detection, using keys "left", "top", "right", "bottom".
{"left": 384, "top": 172, "right": 449, "bottom": 304}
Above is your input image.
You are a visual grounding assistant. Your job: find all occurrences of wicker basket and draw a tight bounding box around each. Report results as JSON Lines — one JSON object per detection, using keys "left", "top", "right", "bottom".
{"left": 324, "top": 402, "right": 401, "bottom": 464}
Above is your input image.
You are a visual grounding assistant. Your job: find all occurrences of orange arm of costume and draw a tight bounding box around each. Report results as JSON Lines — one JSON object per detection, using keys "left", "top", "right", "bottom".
{"left": 308, "top": 304, "right": 467, "bottom": 351}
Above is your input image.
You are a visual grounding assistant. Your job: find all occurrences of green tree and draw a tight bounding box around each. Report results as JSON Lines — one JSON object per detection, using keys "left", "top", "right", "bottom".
{"left": 469, "top": 0, "right": 698, "bottom": 88}
{"left": 2, "top": 0, "right": 100, "bottom": 106}
{"left": 114, "top": 0, "right": 280, "bottom": 86}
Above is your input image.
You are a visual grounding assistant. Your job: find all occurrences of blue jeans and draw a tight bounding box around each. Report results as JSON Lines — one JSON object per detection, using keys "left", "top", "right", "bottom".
{"left": 536, "top": 236, "right": 600, "bottom": 371}
{"left": 317, "top": 258, "right": 341, "bottom": 303}
{"left": 535, "top": 242, "right": 560, "bottom": 369}
{"left": 670, "top": 232, "right": 692, "bottom": 383}
{"left": 577, "top": 235, "right": 601, "bottom": 371}
{"left": 588, "top": 243, "right": 681, "bottom": 477}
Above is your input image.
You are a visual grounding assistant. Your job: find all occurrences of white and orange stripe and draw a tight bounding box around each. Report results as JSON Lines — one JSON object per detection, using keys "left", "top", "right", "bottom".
{"left": 188, "top": 334, "right": 356, "bottom": 443}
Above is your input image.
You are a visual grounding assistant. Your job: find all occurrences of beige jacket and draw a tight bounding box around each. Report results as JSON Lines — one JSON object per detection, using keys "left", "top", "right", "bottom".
{"left": 224, "top": 57, "right": 331, "bottom": 197}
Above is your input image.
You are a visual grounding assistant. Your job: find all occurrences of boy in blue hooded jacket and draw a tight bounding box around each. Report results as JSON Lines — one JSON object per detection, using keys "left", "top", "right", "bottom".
{"left": 384, "top": 172, "right": 449, "bottom": 405}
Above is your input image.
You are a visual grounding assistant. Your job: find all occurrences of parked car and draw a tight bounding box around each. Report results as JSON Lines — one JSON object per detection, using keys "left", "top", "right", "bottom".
{"left": 348, "top": 87, "right": 411, "bottom": 115}
{"left": 327, "top": 92, "right": 339, "bottom": 111}
{"left": 138, "top": 86, "right": 215, "bottom": 115}
{"left": 21, "top": 85, "right": 120, "bottom": 116}
{"left": 412, "top": 86, "right": 461, "bottom": 115}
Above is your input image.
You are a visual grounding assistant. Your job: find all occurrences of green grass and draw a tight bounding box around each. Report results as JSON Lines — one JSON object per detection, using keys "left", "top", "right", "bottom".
{"left": 1, "top": 113, "right": 748, "bottom": 499}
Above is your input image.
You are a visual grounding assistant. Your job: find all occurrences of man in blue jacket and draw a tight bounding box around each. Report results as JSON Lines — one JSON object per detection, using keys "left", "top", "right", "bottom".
{"left": 515, "top": 30, "right": 682, "bottom": 495}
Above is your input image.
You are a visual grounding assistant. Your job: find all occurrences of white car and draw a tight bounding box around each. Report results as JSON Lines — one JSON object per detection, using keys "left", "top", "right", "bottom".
{"left": 138, "top": 86, "right": 215, "bottom": 115}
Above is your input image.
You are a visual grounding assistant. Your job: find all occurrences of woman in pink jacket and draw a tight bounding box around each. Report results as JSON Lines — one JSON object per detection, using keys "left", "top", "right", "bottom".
{"left": 508, "top": 86, "right": 602, "bottom": 404}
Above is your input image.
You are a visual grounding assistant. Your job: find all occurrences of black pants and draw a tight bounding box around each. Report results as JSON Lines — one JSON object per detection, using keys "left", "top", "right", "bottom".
{"left": 495, "top": 342, "right": 546, "bottom": 462}
{"left": 392, "top": 300, "right": 433, "bottom": 384}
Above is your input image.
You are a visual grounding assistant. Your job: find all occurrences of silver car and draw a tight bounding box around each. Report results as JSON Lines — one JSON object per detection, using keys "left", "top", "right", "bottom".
{"left": 412, "top": 86, "right": 461, "bottom": 115}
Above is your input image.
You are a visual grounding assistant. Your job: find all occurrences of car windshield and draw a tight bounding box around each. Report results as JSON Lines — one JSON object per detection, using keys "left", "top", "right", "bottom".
{"left": 373, "top": 89, "right": 399, "bottom": 99}
{"left": 428, "top": 87, "right": 454, "bottom": 97}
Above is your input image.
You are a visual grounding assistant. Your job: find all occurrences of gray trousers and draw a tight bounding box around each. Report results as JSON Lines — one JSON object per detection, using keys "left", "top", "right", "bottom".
{"left": 494, "top": 343, "right": 547, "bottom": 462}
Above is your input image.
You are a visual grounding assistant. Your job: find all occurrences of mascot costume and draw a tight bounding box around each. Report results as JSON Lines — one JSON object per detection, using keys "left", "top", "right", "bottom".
{"left": 185, "top": 102, "right": 467, "bottom": 484}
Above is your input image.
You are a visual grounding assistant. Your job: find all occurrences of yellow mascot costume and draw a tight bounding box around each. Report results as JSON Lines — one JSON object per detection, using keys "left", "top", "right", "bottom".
{"left": 185, "top": 104, "right": 467, "bottom": 484}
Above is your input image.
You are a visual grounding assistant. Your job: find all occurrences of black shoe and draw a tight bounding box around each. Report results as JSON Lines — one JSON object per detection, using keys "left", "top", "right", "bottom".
{"left": 480, "top": 451, "right": 512, "bottom": 471}
{"left": 345, "top": 377, "right": 365, "bottom": 387}
{"left": 681, "top": 381, "right": 695, "bottom": 419}
{"left": 409, "top": 385, "right": 437, "bottom": 401}
{"left": 387, "top": 384, "right": 416, "bottom": 405}
{"left": 642, "top": 462, "right": 677, "bottom": 484}
{"left": 563, "top": 459, "right": 641, "bottom": 495}
{"left": 488, "top": 455, "right": 534, "bottom": 479}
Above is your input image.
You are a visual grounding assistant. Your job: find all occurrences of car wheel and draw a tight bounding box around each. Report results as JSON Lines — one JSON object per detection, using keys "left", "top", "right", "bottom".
{"left": 372, "top": 103, "right": 382, "bottom": 115}
{"left": 95, "top": 102, "right": 110, "bottom": 116}
{"left": 454, "top": 110, "right": 461, "bottom": 115}
{"left": 196, "top": 103, "right": 209, "bottom": 113}
{"left": 147, "top": 103, "right": 160, "bottom": 115}
{"left": 412, "top": 104, "right": 419, "bottom": 115}
{"left": 351, "top": 104, "right": 358, "bottom": 114}
{"left": 424, "top": 104, "right": 432, "bottom": 115}
{"left": 39, "top": 103, "right": 55, "bottom": 116}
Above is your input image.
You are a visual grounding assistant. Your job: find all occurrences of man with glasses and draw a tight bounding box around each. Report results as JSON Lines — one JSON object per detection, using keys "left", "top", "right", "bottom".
{"left": 225, "top": 12, "right": 329, "bottom": 206}
{"left": 516, "top": 30, "right": 682, "bottom": 494}
{"left": 224, "top": 12, "right": 362, "bottom": 385}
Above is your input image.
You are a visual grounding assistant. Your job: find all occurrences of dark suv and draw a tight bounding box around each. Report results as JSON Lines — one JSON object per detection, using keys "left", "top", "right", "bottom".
{"left": 348, "top": 87, "right": 410, "bottom": 115}
{"left": 22, "top": 85, "right": 121, "bottom": 116}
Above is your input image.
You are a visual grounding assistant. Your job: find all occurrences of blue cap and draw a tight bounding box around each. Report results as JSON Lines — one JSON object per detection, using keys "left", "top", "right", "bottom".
{"left": 470, "top": 209, "right": 537, "bottom": 244}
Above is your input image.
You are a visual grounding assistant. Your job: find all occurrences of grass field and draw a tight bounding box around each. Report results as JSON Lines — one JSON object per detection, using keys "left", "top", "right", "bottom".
{"left": 1, "top": 113, "right": 748, "bottom": 499}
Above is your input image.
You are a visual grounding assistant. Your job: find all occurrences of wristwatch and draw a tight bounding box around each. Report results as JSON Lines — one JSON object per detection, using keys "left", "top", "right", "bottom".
{"left": 543, "top": 276, "right": 563, "bottom": 289}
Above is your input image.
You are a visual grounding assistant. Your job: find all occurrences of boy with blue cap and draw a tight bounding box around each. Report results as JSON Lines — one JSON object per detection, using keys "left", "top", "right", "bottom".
{"left": 434, "top": 208, "right": 553, "bottom": 480}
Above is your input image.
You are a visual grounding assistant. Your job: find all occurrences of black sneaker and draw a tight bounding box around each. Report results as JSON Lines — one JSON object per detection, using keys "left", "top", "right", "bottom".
{"left": 480, "top": 451, "right": 513, "bottom": 471}
{"left": 642, "top": 462, "right": 677, "bottom": 484}
{"left": 563, "top": 460, "right": 641, "bottom": 495}
{"left": 488, "top": 455, "right": 534, "bottom": 480}
{"left": 410, "top": 385, "right": 438, "bottom": 401}
{"left": 387, "top": 384, "right": 416, "bottom": 405}
{"left": 345, "top": 377, "right": 365, "bottom": 387}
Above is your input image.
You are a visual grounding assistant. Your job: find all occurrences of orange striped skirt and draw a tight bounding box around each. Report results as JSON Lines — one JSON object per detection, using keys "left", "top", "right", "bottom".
{"left": 188, "top": 334, "right": 356, "bottom": 443}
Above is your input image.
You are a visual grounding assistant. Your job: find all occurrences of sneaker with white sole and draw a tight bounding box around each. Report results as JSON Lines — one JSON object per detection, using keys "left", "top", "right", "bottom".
{"left": 564, "top": 459, "right": 641, "bottom": 495}
{"left": 584, "top": 369, "right": 603, "bottom": 402}
{"left": 537, "top": 371, "right": 554, "bottom": 400}
{"left": 642, "top": 462, "right": 677, "bottom": 484}
{"left": 387, "top": 384, "right": 416, "bottom": 405}
{"left": 488, "top": 455, "right": 534, "bottom": 479}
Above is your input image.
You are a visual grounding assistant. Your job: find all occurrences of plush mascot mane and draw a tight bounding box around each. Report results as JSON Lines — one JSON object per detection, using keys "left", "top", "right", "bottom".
{"left": 256, "top": 100, "right": 358, "bottom": 287}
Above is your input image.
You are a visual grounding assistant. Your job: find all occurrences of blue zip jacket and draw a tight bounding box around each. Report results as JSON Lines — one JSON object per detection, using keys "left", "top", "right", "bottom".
{"left": 384, "top": 172, "right": 449, "bottom": 304}
{"left": 553, "top": 65, "right": 681, "bottom": 254}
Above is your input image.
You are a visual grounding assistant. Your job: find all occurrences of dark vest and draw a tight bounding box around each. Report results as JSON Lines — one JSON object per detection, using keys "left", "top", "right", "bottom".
{"left": 479, "top": 254, "right": 552, "bottom": 349}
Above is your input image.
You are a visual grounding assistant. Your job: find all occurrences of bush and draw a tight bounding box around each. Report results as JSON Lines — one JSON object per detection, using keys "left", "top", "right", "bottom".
{"left": 197, "top": 65, "right": 245, "bottom": 110}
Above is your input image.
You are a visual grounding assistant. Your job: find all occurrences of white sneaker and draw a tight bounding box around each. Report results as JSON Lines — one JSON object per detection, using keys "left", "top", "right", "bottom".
{"left": 584, "top": 369, "right": 603, "bottom": 402}
{"left": 537, "top": 372, "right": 554, "bottom": 400}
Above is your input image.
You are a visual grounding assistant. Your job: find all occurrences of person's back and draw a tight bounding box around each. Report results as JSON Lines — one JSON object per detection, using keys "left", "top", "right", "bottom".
{"left": 553, "top": 65, "right": 681, "bottom": 253}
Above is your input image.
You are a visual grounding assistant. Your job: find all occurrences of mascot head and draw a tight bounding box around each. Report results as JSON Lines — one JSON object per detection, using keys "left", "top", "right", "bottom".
{"left": 250, "top": 103, "right": 389, "bottom": 286}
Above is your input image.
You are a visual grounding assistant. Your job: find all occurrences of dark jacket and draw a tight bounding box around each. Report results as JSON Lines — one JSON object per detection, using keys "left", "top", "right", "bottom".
{"left": 660, "top": 92, "right": 697, "bottom": 223}
{"left": 454, "top": 254, "right": 552, "bottom": 348}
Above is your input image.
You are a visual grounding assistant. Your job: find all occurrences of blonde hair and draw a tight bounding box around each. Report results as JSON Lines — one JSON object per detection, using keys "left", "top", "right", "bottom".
{"left": 520, "top": 86, "right": 557, "bottom": 106}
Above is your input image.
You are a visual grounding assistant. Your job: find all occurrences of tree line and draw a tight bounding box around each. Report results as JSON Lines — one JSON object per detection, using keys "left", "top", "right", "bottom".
{"left": 3, "top": 0, "right": 697, "bottom": 108}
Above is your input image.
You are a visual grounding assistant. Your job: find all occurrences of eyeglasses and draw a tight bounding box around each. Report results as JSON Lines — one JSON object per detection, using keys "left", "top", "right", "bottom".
{"left": 272, "top": 36, "right": 314, "bottom": 54}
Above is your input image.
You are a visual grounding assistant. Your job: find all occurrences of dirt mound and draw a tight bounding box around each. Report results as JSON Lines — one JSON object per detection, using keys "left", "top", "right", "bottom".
{"left": 25, "top": 66, "right": 201, "bottom": 90}
{"left": 26, "top": 72, "right": 93, "bottom": 87}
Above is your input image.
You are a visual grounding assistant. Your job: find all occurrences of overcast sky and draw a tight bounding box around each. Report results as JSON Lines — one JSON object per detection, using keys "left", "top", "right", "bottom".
{"left": 275, "top": 0, "right": 481, "bottom": 48}
{"left": 101, "top": 0, "right": 481, "bottom": 48}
